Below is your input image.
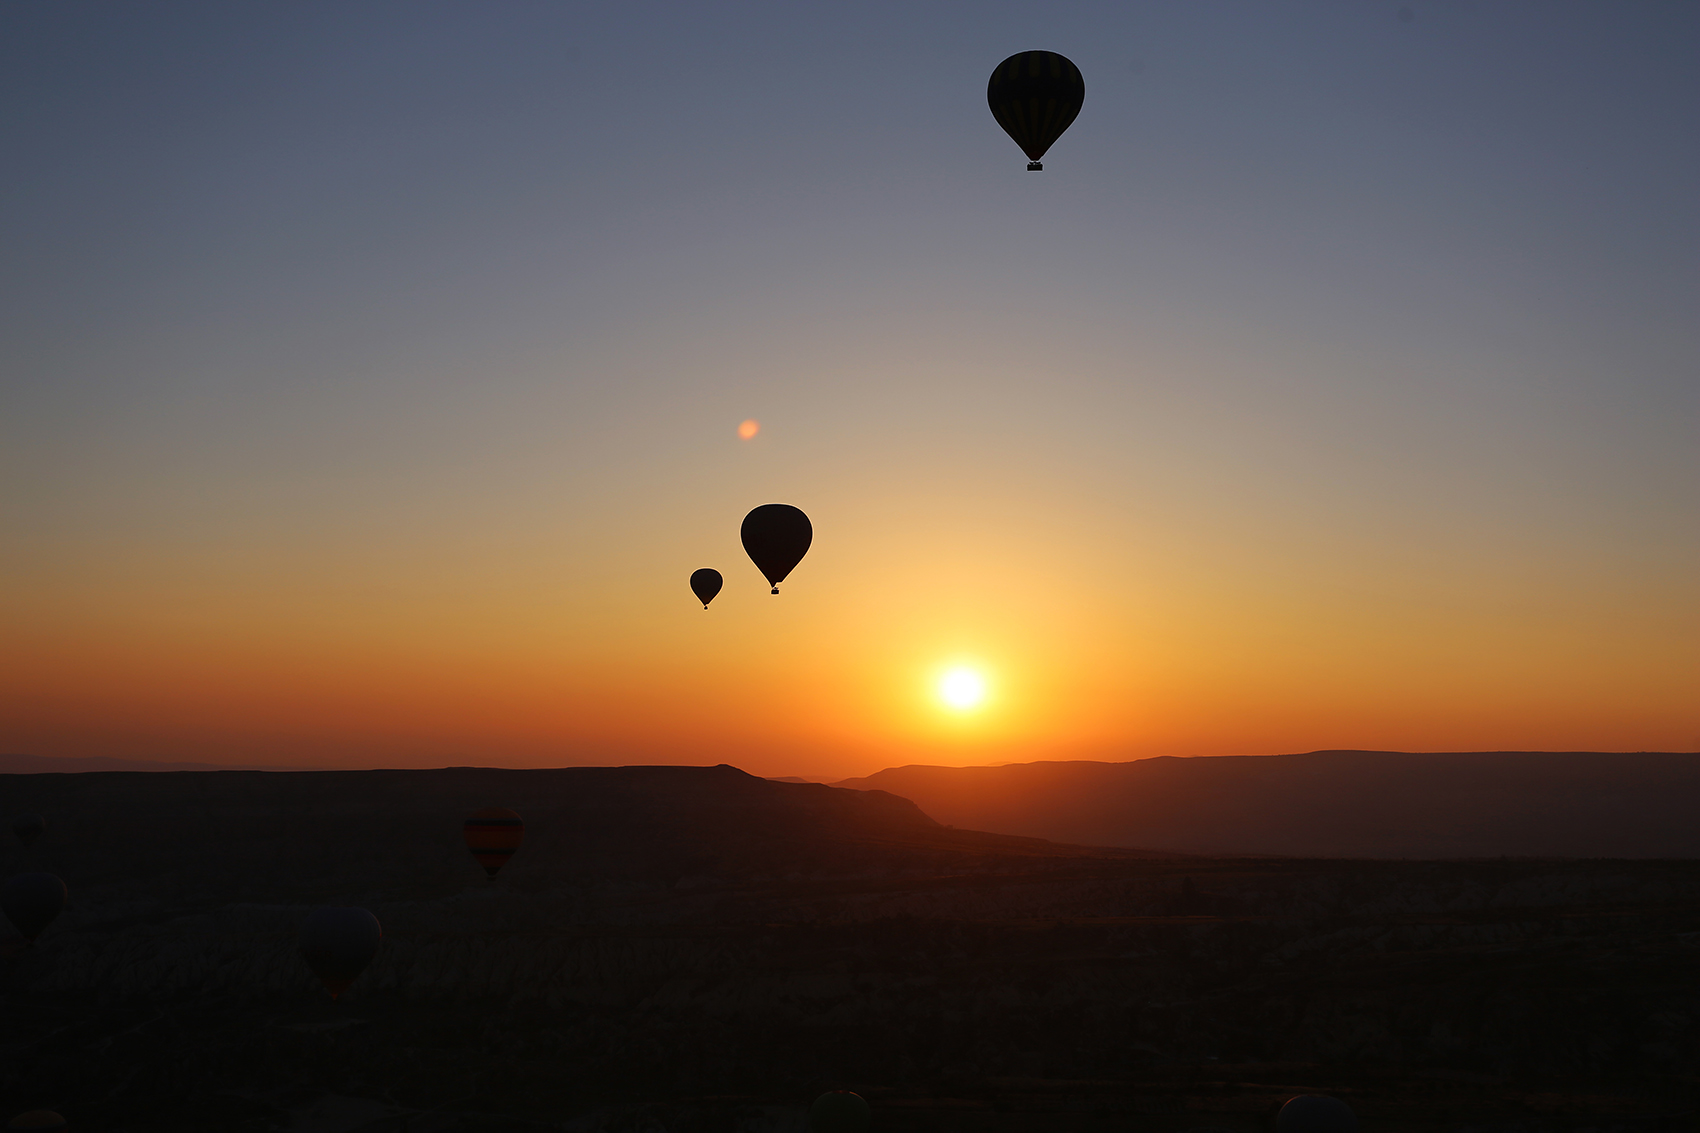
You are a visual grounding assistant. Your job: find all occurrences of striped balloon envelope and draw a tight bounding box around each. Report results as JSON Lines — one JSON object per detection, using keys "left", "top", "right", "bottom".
{"left": 463, "top": 807, "right": 524, "bottom": 878}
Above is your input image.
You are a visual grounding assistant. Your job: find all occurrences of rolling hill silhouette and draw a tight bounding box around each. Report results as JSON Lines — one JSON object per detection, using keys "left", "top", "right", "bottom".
{"left": 4, "top": 761, "right": 1700, "bottom": 1128}
{"left": 835, "top": 750, "right": 1700, "bottom": 858}
{"left": 0, "top": 763, "right": 1144, "bottom": 906}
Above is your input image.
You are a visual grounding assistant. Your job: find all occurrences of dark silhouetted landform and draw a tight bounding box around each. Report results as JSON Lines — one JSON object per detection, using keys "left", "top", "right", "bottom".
{"left": 0, "top": 764, "right": 1145, "bottom": 906}
{"left": 3, "top": 763, "right": 1699, "bottom": 1129}
{"left": 836, "top": 750, "right": 1700, "bottom": 858}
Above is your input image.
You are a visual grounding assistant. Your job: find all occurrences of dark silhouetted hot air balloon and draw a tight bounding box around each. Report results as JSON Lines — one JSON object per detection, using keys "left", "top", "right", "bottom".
{"left": 987, "top": 51, "right": 1085, "bottom": 170}
{"left": 1, "top": 873, "right": 66, "bottom": 943}
{"left": 1276, "top": 1095, "right": 1358, "bottom": 1133}
{"left": 299, "top": 906, "right": 381, "bottom": 1000}
{"left": 689, "top": 568, "right": 724, "bottom": 609}
{"left": 12, "top": 815, "right": 45, "bottom": 849}
{"left": 463, "top": 807, "right": 523, "bottom": 878}
{"left": 810, "top": 1091, "right": 870, "bottom": 1133}
{"left": 741, "top": 504, "right": 812, "bottom": 594}
{"left": 7, "top": 1112, "right": 67, "bottom": 1131}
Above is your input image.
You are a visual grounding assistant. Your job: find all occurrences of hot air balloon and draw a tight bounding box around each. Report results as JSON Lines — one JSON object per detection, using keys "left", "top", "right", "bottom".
{"left": 463, "top": 807, "right": 524, "bottom": 878}
{"left": 1, "top": 873, "right": 66, "bottom": 943}
{"left": 741, "top": 504, "right": 812, "bottom": 595}
{"left": 1276, "top": 1095, "right": 1358, "bottom": 1133}
{"left": 809, "top": 1091, "right": 870, "bottom": 1133}
{"left": 689, "top": 568, "right": 724, "bottom": 609}
{"left": 7, "top": 1112, "right": 67, "bottom": 1131}
{"left": 299, "top": 906, "right": 381, "bottom": 1000}
{"left": 12, "top": 815, "right": 45, "bottom": 849}
{"left": 987, "top": 51, "right": 1085, "bottom": 170}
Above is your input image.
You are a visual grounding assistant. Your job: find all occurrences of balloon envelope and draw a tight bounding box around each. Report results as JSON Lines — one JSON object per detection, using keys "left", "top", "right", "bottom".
{"left": 299, "top": 906, "right": 381, "bottom": 999}
{"left": 1276, "top": 1095, "right": 1358, "bottom": 1133}
{"left": 689, "top": 568, "right": 724, "bottom": 609}
{"left": 463, "top": 807, "right": 524, "bottom": 878}
{"left": 986, "top": 51, "right": 1085, "bottom": 164}
{"left": 809, "top": 1091, "right": 870, "bottom": 1133}
{"left": 12, "top": 815, "right": 45, "bottom": 848}
{"left": 7, "top": 1113, "right": 67, "bottom": 1131}
{"left": 741, "top": 504, "right": 812, "bottom": 594}
{"left": 1, "top": 873, "right": 67, "bottom": 943}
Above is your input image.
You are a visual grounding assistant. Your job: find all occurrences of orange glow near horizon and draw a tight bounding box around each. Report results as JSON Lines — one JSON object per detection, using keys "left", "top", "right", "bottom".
{"left": 2, "top": 2, "right": 1696, "bottom": 788}
{"left": 3, "top": 479, "right": 1693, "bottom": 782}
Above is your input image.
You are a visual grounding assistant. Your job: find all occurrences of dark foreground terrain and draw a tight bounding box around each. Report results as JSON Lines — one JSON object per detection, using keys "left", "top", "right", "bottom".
{"left": 3, "top": 765, "right": 1699, "bottom": 1132}
{"left": 837, "top": 751, "right": 1700, "bottom": 858}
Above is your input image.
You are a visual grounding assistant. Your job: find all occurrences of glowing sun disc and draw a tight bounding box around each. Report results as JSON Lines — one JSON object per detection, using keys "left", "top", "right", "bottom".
{"left": 737, "top": 419, "right": 760, "bottom": 440}
{"left": 938, "top": 667, "right": 987, "bottom": 710}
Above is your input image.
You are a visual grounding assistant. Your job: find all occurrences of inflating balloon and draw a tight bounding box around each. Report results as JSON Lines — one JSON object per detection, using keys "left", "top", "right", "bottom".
{"left": 809, "top": 1091, "right": 870, "bottom": 1133}
{"left": 740, "top": 504, "right": 812, "bottom": 594}
{"left": 1276, "top": 1095, "right": 1358, "bottom": 1133}
{"left": 1, "top": 873, "right": 66, "bottom": 943}
{"left": 464, "top": 807, "right": 524, "bottom": 878}
{"left": 299, "top": 907, "right": 381, "bottom": 1000}
{"left": 12, "top": 815, "right": 45, "bottom": 849}
{"left": 7, "top": 1113, "right": 67, "bottom": 1131}
{"left": 987, "top": 51, "right": 1085, "bottom": 170}
{"left": 689, "top": 568, "right": 724, "bottom": 609}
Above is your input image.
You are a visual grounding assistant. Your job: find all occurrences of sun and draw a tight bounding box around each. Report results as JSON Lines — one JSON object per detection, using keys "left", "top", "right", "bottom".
{"left": 938, "top": 667, "right": 988, "bottom": 711}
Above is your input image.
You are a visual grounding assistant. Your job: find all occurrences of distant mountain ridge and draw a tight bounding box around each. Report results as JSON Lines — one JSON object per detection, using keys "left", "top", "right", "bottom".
{"left": 0, "top": 763, "right": 1151, "bottom": 904}
{"left": 835, "top": 750, "right": 1700, "bottom": 858}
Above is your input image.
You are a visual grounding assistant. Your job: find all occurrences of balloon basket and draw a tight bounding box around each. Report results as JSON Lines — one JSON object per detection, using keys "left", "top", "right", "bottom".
{"left": 1027, "top": 161, "right": 1043, "bottom": 171}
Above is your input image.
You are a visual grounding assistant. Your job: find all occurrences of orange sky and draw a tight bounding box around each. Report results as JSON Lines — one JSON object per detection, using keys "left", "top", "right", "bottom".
{"left": 3, "top": 388, "right": 1693, "bottom": 779}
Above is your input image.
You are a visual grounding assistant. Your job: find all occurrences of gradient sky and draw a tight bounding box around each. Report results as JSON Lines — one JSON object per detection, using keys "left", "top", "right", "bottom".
{"left": 2, "top": 1, "right": 1695, "bottom": 778}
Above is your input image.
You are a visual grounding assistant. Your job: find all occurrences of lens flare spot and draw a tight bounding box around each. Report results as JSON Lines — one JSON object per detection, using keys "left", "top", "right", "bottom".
{"left": 737, "top": 419, "right": 760, "bottom": 440}
{"left": 938, "top": 667, "right": 987, "bottom": 711}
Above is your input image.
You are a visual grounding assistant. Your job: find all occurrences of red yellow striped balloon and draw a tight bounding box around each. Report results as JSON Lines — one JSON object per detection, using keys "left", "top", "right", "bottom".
{"left": 463, "top": 807, "right": 523, "bottom": 878}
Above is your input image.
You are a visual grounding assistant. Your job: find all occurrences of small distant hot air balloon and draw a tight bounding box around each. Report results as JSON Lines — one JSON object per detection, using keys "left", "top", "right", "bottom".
{"left": 741, "top": 504, "right": 812, "bottom": 595}
{"left": 1276, "top": 1095, "right": 1358, "bottom": 1133}
{"left": 1, "top": 873, "right": 67, "bottom": 944}
{"left": 689, "top": 568, "right": 724, "bottom": 609}
{"left": 12, "top": 815, "right": 45, "bottom": 849}
{"left": 299, "top": 907, "right": 381, "bottom": 1000}
{"left": 463, "top": 807, "right": 524, "bottom": 879}
{"left": 809, "top": 1091, "right": 871, "bottom": 1133}
{"left": 987, "top": 51, "right": 1085, "bottom": 170}
{"left": 7, "top": 1112, "right": 67, "bottom": 1131}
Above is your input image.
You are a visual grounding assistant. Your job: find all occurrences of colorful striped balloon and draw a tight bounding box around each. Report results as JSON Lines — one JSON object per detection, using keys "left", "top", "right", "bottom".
{"left": 463, "top": 807, "right": 524, "bottom": 878}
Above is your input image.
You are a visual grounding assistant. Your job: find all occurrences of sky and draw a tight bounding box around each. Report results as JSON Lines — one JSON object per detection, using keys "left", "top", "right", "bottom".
{"left": 1, "top": 1, "right": 1695, "bottom": 779}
